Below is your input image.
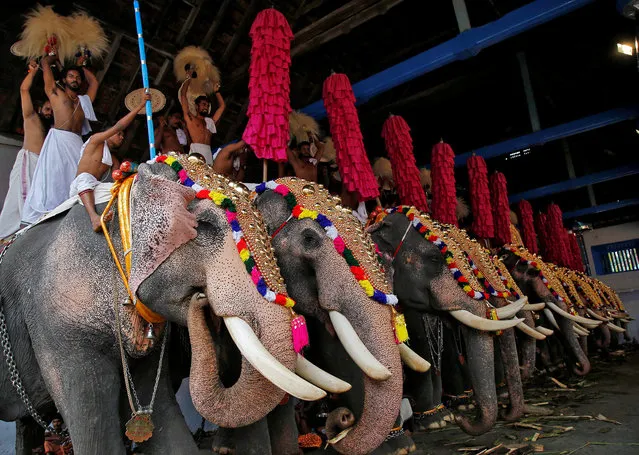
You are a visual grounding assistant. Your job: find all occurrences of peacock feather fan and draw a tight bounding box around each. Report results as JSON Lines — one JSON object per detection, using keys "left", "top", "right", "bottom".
{"left": 289, "top": 111, "right": 320, "bottom": 144}
{"left": 68, "top": 12, "right": 109, "bottom": 61}
{"left": 19, "top": 5, "right": 75, "bottom": 62}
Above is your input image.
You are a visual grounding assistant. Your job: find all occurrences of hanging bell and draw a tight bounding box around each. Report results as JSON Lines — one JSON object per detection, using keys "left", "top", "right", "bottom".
{"left": 145, "top": 324, "right": 156, "bottom": 341}
{"left": 122, "top": 296, "right": 133, "bottom": 306}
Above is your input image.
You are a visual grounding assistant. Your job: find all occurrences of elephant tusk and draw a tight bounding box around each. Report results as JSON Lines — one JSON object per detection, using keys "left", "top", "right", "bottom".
{"left": 523, "top": 302, "right": 545, "bottom": 311}
{"left": 543, "top": 308, "right": 561, "bottom": 331}
{"left": 495, "top": 296, "right": 528, "bottom": 319}
{"left": 535, "top": 326, "right": 554, "bottom": 336}
{"left": 449, "top": 310, "right": 523, "bottom": 331}
{"left": 223, "top": 317, "right": 327, "bottom": 401}
{"left": 545, "top": 301, "right": 602, "bottom": 327}
{"left": 607, "top": 322, "right": 626, "bottom": 333}
{"left": 328, "top": 311, "right": 392, "bottom": 381}
{"left": 516, "top": 322, "right": 546, "bottom": 340}
{"left": 573, "top": 325, "right": 590, "bottom": 336}
{"left": 586, "top": 308, "right": 612, "bottom": 322}
{"left": 399, "top": 343, "right": 431, "bottom": 373}
{"left": 295, "top": 355, "right": 352, "bottom": 394}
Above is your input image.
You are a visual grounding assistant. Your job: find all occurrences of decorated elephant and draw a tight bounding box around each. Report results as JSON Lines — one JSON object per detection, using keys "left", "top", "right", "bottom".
{"left": 0, "top": 161, "right": 335, "bottom": 454}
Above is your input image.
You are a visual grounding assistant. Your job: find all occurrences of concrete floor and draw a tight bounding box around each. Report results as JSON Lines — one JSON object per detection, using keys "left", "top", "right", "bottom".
{"left": 411, "top": 350, "right": 639, "bottom": 454}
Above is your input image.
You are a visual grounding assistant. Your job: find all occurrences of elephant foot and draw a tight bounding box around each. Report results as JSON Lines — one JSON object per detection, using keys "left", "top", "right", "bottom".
{"left": 382, "top": 429, "right": 417, "bottom": 455}
{"left": 211, "top": 427, "right": 234, "bottom": 455}
{"left": 412, "top": 405, "right": 446, "bottom": 432}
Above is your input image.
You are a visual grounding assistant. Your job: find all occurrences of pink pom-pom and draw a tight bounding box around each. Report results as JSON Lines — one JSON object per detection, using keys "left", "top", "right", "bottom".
{"left": 333, "top": 237, "right": 346, "bottom": 254}
{"left": 291, "top": 314, "right": 309, "bottom": 353}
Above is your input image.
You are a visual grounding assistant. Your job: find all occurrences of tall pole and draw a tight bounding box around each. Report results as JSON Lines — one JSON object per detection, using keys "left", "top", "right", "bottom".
{"left": 133, "top": 1, "right": 156, "bottom": 159}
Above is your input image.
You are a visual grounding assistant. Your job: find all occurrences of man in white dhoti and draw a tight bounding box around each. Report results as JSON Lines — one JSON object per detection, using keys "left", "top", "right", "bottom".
{"left": 0, "top": 60, "right": 53, "bottom": 240}
{"left": 179, "top": 69, "right": 225, "bottom": 165}
{"left": 22, "top": 48, "right": 99, "bottom": 225}
{"left": 70, "top": 93, "right": 150, "bottom": 231}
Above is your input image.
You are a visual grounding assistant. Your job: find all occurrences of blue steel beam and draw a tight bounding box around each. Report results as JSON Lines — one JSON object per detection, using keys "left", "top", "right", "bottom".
{"left": 563, "top": 198, "right": 639, "bottom": 219}
{"left": 509, "top": 165, "right": 639, "bottom": 204}
{"left": 300, "top": 0, "right": 594, "bottom": 119}
{"left": 454, "top": 107, "right": 639, "bottom": 166}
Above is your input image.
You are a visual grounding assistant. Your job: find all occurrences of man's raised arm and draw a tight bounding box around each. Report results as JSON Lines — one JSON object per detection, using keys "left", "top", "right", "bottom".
{"left": 83, "top": 67, "right": 99, "bottom": 102}
{"left": 41, "top": 54, "right": 57, "bottom": 98}
{"left": 311, "top": 134, "right": 325, "bottom": 163}
{"left": 90, "top": 93, "right": 151, "bottom": 143}
{"left": 20, "top": 60, "right": 39, "bottom": 119}
{"left": 211, "top": 88, "right": 226, "bottom": 124}
{"left": 179, "top": 76, "right": 193, "bottom": 120}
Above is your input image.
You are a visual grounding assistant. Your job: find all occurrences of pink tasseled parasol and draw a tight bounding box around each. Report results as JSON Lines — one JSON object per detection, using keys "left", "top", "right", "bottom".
{"left": 381, "top": 115, "right": 428, "bottom": 211}
{"left": 567, "top": 230, "right": 585, "bottom": 272}
{"left": 467, "top": 155, "right": 494, "bottom": 239}
{"left": 323, "top": 73, "right": 379, "bottom": 202}
{"left": 545, "top": 204, "right": 571, "bottom": 267}
{"left": 535, "top": 212, "right": 549, "bottom": 258}
{"left": 517, "top": 200, "right": 538, "bottom": 254}
{"left": 242, "top": 9, "right": 293, "bottom": 163}
{"left": 489, "top": 171, "right": 511, "bottom": 246}
{"left": 430, "top": 141, "right": 457, "bottom": 225}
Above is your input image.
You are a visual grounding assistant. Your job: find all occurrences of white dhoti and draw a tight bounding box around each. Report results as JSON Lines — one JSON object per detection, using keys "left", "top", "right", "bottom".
{"left": 0, "top": 149, "right": 39, "bottom": 239}
{"left": 22, "top": 129, "right": 83, "bottom": 224}
{"left": 69, "top": 138, "right": 113, "bottom": 198}
{"left": 190, "top": 143, "right": 213, "bottom": 165}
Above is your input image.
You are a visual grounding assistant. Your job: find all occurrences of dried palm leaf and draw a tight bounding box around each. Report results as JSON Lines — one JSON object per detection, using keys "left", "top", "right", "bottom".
{"left": 321, "top": 137, "right": 336, "bottom": 163}
{"left": 174, "top": 46, "right": 220, "bottom": 94}
{"left": 457, "top": 196, "right": 470, "bottom": 220}
{"left": 420, "top": 168, "right": 432, "bottom": 190}
{"left": 68, "top": 12, "right": 109, "bottom": 60}
{"left": 289, "top": 111, "right": 319, "bottom": 144}
{"left": 19, "top": 5, "right": 74, "bottom": 61}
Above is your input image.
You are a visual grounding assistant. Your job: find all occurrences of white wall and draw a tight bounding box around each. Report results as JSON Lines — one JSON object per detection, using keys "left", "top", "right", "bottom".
{"left": 0, "top": 134, "right": 23, "bottom": 207}
{"left": 0, "top": 421, "right": 15, "bottom": 455}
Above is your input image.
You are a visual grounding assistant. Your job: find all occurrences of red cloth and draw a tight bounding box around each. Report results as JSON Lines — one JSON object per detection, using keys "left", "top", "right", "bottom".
{"left": 430, "top": 142, "right": 457, "bottom": 225}
{"left": 323, "top": 73, "right": 379, "bottom": 201}
{"left": 567, "top": 230, "right": 585, "bottom": 272}
{"left": 242, "top": 8, "right": 293, "bottom": 162}
{"left": 535, "top": 212, "right": 549, "bottom": 257}
{"left": 517, "top": 200, "right": 538, "bottom": 254}
{"left": 381, "top": 115, "right": 428, "bottom": 211}
{"left": 545, "top": 204, "right": 570, "bottom": 267}
{"left": 467, "top": 155, "right": 494, "bottom": 238}
{"left": 489, "top": 172, "right": 511, "bottom": 246}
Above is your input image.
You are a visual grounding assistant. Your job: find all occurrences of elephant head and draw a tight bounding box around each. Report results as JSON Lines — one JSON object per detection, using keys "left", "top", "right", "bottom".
{"left": 127, "top": 162, "right": 327, "bottom": 428}
{"left": 368, "top": 209, "right": 521, "bottom": 435}
{"left": 253, "top": 179, "right": 405, "bottom": 455}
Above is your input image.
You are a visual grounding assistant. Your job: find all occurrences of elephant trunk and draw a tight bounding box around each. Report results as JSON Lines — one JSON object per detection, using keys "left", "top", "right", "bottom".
{"left": 600, "top": 324, "right": 611, "bottom": 348}
{"left": 496, "top": 328, "right": 524, "bottom": 421}
{"left": 456, "top": 325, "right": 498, "bottom": 435}
{"left": 518, "top": 310, "right": 537, "bottom": 380}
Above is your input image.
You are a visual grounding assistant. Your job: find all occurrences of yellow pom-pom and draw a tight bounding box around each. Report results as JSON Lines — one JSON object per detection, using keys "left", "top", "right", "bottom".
{"left": 359, "top": 280, "right": 375, "bottom": 296}
{"left": 164, "top": 156, "right": 176, "bottom": 165}
{"left": 239, "top": 248, "right": 250, "bottom": 262}
{"left": 210, "top": 192, "right": 226, "bottom": 206}
{"left": 298, "top": 208, "right": 318, "bottom": 220}
{"left": 394, "top": 312, "right": 409, "bottom": 343}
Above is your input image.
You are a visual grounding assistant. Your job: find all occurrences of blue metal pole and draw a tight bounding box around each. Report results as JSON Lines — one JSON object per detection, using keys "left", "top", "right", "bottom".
{"left": 509, "top": 165, "right": 639, "bottom": 204}
{"left": 563, "top": 198, "right": 639, "bottom": 219}
{"left": 133, "top": 1, "right": 156, "bottom": 159}
{"left": 300, "top": 0, "right": 595, "bottom": 119}
{"left": 455, "top": 107, "right": 639, "bottom": 167}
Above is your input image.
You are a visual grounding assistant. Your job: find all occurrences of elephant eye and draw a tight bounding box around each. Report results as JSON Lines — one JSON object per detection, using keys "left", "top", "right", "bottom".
{"left": 301, "top": 227, "right": 322, "bottom": 250}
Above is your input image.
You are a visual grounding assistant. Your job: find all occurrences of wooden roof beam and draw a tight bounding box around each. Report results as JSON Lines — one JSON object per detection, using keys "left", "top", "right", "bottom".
{"left": 220, "top": 0, "right": 261, "bottom": 67}
{"left": 202, "top": 0, "right": 233, "bottom": 49}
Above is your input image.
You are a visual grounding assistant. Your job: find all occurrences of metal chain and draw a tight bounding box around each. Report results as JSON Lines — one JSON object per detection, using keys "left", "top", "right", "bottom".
{"left": 422, "top": 314, "right": 442, "bottom": 373}
{"left": 0, "top": 234, "right": 62, "bottom": 434}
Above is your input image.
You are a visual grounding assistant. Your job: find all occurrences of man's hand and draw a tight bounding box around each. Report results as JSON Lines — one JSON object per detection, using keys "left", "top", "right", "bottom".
{"left": 138, "top": 92, "right": 152, "bottom": 111}
{"left": 158, "top": 116, "right": 167, "bottom": 128}
{"left": 28, "top": 60, "right": 38, "bottom": 73}
{"left": 214, "top": 81, "right": 221, "bottom": 93}
{"left": 76, "top": 55, "right": 87, "bottom": 67}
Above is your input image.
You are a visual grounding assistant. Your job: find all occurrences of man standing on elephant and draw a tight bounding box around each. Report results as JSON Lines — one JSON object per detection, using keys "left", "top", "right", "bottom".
{"left": 0, "top": 60, "right": 52, "bottom": 240}
{"left": 22, "top": 46, "right": 100, "bottom": 225}
{"left": 179, "top": 68, "right": 225, "bottom": 165}
{"left": 70, "top": 93, "right": 150, "bottom": 232}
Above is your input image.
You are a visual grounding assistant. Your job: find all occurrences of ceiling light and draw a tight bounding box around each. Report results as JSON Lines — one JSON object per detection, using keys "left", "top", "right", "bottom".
{"left": 617, "top": 43, "right": 633, "bottom": 55}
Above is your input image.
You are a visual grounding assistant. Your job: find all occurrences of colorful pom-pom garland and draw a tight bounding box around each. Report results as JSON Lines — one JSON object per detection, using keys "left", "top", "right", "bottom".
{"left": 152, "top": 156, "right": 310, "bottom": 353}
{"left": 501, "top": 246, "right": 564, "bottom": 303}
{"left": 463, "top": 251, "right": 510, "bottom": 299}
{"left": 254, "top": 181, "right": 398, "bottom": 307}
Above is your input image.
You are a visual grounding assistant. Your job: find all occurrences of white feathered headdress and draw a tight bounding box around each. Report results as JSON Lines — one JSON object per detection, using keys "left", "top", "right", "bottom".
{"left": 68, "top": 12, "right": 109, "bottom": 61}
{"left": 19, "top": 5, "right": 74, "bottom": 61}
{"left": 174, "top": 46, "right": 221, "bottom": 95}
{"left": 289, "top": 111, "right": 320, "bottom": 144}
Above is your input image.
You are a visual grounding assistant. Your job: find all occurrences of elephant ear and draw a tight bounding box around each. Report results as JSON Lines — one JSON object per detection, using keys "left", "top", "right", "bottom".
{"left": 129, "top": 163, "right": 198, "bottom": 296}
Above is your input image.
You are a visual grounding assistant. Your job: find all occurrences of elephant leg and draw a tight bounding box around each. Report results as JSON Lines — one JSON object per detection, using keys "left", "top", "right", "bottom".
{"left": 134, "top": 345, "right": 199, "bottom": 455}
{"left": 267, "top": 397, "right": 299, "bottom": 455}
{"left": 496, "top": 329, "right": 524, "bottom": 421}
{"left": 15, "top": 418, "right": 44, "bottom": 455}
{"left": 233, "top": 417, "right": 272, "bottom": 455}
{"left": 212, "top": 427, "right": 235, "bottom": 454}
{"left": 518, "top": 311, "right": 536, "bottom": 380}
{"left": 405, "top": 367, "right": 440, "bottom": 431}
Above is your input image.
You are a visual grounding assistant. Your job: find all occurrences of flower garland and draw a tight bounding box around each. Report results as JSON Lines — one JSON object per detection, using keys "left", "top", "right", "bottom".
{"left": 492, "top": 259, "right": 522, "bottom": 300}
{"left": 254, "top": 181, "right": 398, "bottom": 306}
{"left": 463, "top": 251, "right": 510, "bottom": 299}
{"left": 383, "top": 206, "right": 489, "bottom": 300}
{"left": 153, "top": 156, "right": 310, "bottom": 353}
{"left": 501, "top": 245, "right": 564, "bottom": 303}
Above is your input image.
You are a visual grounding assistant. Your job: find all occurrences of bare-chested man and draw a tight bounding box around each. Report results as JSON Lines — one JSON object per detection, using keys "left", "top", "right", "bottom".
{"left": 179, "top": 69, "right": 225, "bottom": 165}
{"left": 211, "top": 139, "right": 249, "bottom": 180}
{"left": 70, "top": 93, "right": 150, "bottom": 231}
{"left": 22, "top": 47, "right": 99, "bottom": 224}
{"left": 286, "top": 133, "right": 325, "bottom": 182}
{"left": 154, "top": 110, "right": 188, "bottom": 154}
{"left": 0, "top": 60, "right": 53, "bottom": 239}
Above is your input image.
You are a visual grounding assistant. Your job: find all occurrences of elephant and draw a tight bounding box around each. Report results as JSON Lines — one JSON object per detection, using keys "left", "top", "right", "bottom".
{"left": 0, "top": 162, "right": 331, "bottom": 454}
{"left": 367, "top": 208, "right": 523, "bottom": 436}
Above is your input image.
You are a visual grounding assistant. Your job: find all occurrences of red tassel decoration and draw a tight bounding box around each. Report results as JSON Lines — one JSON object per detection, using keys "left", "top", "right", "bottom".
{"left": 467, "top": 155, "right": 494, "bottom": 238}
{"left": 489, "top": 172, "right": 511, "bottom": 246}
{"left": 567, "top": 230, "right": 585, "bottom": 272}
{"left": 545, "top": 204, "right": 571, "bottom": 267}
{"left": 323, "top": 73, "right": 379, "bottom": 202}
{"left": 291, "top": 312, "right": 309, "bottom": 353}
{"left": 430, "top": 141, "right": 457, "bottom": 225}
{"left": 381, "top": 115, "right": 428, "bottom": 211}
{"left": 242, "top": 9, "right": 293, "bottom": 162}
{"left": 535, "top": 212, "right": 549, "bottom": 257}
{"left": 517, "top": 200, "right": 538, "bottom": 254}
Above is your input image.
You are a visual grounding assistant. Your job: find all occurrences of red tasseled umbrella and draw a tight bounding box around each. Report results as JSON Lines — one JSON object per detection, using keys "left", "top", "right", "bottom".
{"left": 430, "top": 141, "right": 457, "bottom": 225}
{"left": 489, "top": 171, "right": 511, "bottom": 246}
{"left": 467, "top": 155, "right": 494, "bottom": 239}
{"left": 567, "top": 230, "right": 585, "bottom": 272}
{"left": 323, "top": 73, "right": 379, "bottom": 202}
{"left": 517, "top": 200, "right": 538, "bottom": 254}
{"left": 242, "top": 9, "right": 293, "bottom": 164}
{"left": 534, "top": 212, "right": 548, "bottom": 257}
{"left": 545, "top": 204, "right": 571, "bottom": 267}
{"left": 381, "top": 115, "right": 428, "bottom": 211}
